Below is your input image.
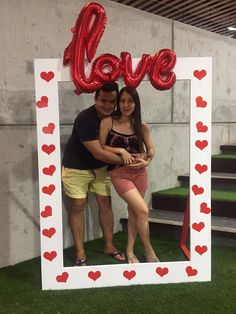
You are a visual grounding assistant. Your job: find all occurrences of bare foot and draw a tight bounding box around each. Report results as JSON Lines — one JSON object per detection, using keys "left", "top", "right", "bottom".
{"left": 145, "top": 255, "right": 160, "bottom": 263}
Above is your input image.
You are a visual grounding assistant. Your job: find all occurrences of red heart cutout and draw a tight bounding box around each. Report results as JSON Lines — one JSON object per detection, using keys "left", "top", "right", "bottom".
{"left": 42, "top": 123, "right": 55, "bottom": 134}
{"left": 193, "top": 69, "right": 206, "bottom": 80}
{"left": 192, "top": 222, "right": 205, "bottom": 232}
{"left": 186, "top": 266, "right": 198, "bottom": 277}
{"left": 123, "top": 270, "right": 136, "bottom": 281}
{"left": 40, "top": 71, "right": 55, "bottom": 82}
{"left": 42, "top": 184, "right": 56, "bottom": 195}
{"left": 195, "top": 245, "right": 208, "bottom": 255}
{"left": 41, "top": 205, "right": 52, "bottom": 218}
{"left": 43, "top": 165, "right": 56, "bottom": 176}
{"left": 43, "top": 250, "right": 57, "bottom": 261}
{"left": 42, "top": 144, "right": 55, "bottom": 155}
{"left": 195, "top": 164, "right": 208, "bottom": 174}
{"left": 196, "top": 96, "right": 207, "bottom": 108}
{"left": 196, "top": 121, "right": 208, "bottom": 133}
{"left": 156, "top": 267, "right": 169, "bottom": 277}
{"left": 56, "top": 272, "right": 69, "bottom": 283}
{"left": 88, "top": 271, "right": 101, "bottom": 281}
{"left": 36, "top": 96, "right": 48, "bottom": 108}
{"left": 195, "top": 140, "right": 208, "bottom": 150}
{"left": 42, "top": 227, "right": 56, "bottom": 238}
{"left": 192, "top": 185, "right": 204, "bottom": 195}
{"left": 200, "top": 202, "right": 211, "bottom": 214}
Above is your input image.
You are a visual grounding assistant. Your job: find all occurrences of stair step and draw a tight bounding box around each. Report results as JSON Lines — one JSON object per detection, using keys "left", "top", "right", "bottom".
{"left": 120, "top": 211, "right": 236, "bottom": 247}
{"left": 212, "top": 155, "right": 236, "bottom": 173}
{"left": 152, "top": 187, "right": 236, "bottom": 218}
{"left": 178, "top": 172, "right": 236, "bottom": 190}
{"left": 220, "top": 144, "right": 236, "bottom": 154}
{"left": 149, "top": 210, "right": 236, "bottom": 234}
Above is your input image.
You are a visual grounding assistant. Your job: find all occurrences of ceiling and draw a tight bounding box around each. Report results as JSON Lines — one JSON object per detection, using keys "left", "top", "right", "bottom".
{"left": 111, "top": 0, "right": 236, "bottom": 39}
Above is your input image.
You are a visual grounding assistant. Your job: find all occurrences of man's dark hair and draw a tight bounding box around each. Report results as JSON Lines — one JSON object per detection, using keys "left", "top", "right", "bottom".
{"left": 95, "top": 83, "right": 119, "bottom": 99}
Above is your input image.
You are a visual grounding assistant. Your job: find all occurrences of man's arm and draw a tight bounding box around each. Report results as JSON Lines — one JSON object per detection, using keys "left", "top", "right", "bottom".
{"left": 83, "top": 140, "right": 124, "bottom": 164}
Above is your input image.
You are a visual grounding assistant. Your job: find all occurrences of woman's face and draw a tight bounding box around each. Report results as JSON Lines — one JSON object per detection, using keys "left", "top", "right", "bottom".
{"left": 119, "top": 91, "right": 135, "bottom": 117}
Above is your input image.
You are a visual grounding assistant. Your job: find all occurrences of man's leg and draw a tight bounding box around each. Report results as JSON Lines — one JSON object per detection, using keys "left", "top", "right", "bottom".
{"left": 95, "top": 194, "right": 126, "bottom": 261}
{"left": 66, "top": 196, "right": 87, "bottom": 261}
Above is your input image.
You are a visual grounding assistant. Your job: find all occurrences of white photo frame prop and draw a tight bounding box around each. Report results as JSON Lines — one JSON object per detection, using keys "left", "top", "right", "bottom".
{"left": 34, "top": 57, "right": 212, "bottom": 290}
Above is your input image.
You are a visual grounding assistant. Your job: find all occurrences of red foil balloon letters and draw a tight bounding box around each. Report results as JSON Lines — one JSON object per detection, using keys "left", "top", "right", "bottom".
{"left": 64, "top": 2, "right": 176, "bottom": 94}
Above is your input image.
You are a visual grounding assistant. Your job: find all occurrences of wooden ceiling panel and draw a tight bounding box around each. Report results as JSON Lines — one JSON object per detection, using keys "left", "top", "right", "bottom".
{"left": 111, "top": 0, "right": 236, "bottom": 39}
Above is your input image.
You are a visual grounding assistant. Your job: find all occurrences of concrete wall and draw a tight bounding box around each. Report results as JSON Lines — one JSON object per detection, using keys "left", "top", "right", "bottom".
{"left": 0, "top": 0, "right": 235, "bottom": 267}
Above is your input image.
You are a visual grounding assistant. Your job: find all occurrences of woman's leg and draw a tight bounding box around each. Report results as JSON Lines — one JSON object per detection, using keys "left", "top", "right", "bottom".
{"left": 126, "top": 205, "right": 139, "bottom": 263}
{"left": 126, "top": 191, "right": 145, "bottom": 262}
{"left": 121, "top": 188, "right": 157, "bottom": 261}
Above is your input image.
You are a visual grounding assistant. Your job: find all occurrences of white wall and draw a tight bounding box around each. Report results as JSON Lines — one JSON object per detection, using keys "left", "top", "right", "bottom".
{"left": 0, "top": 0, "right": 235, "bottom": 267}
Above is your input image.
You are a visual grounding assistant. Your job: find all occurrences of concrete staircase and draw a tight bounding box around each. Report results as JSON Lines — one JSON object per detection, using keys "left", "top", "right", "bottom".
{"left": 120, "top": 144, "right": 236, "bottom": 246}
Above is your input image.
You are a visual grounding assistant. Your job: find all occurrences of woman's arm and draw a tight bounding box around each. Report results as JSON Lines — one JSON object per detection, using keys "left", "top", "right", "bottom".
{"left": 142, "top": 123, "right": 155, "bottom": 164}
{"left": 128, "top": 123, "right": 154, "bottom": 169}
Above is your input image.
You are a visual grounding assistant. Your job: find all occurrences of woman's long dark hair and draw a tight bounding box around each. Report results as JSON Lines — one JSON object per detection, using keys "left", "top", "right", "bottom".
{"left": 116, "top": 87, "right": 144, "bottom": 153}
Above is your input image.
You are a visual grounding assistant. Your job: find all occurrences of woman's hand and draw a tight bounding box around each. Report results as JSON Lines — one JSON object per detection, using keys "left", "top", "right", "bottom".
{"left": 120, "top": 148, "right": 135, "bottom": 165}
{"left": 127, "top": 158, "right": 148, "bottom": 169}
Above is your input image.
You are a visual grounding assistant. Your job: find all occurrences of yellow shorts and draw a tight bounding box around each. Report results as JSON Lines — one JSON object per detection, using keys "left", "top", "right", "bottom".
{"left": 61, "top": 166, "right": 111, "bottom": 199}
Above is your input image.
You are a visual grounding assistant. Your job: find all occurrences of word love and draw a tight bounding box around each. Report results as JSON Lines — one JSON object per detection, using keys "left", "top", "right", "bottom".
{"left": 63, "top": 2, "right": 176, "bottom": 94}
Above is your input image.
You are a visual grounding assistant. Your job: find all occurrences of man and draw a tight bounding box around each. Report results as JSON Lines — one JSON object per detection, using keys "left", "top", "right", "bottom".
{"left": 62, "top": 83, "right": 126, "bottom": 266}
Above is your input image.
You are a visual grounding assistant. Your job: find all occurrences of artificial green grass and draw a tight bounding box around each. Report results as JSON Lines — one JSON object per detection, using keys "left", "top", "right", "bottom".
{"left": 0, "top": 232, "right": 235, "bottom": 314}
{"left": 154, "top": 186, "right": 236, "bottom": 202}
{"left": 212, "top": 154, "right": 236, "bottom": 159}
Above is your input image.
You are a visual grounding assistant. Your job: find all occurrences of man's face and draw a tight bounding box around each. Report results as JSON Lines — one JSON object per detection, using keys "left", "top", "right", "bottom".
{"left": 95, "top": 90, "right": 117, "bottom": 119}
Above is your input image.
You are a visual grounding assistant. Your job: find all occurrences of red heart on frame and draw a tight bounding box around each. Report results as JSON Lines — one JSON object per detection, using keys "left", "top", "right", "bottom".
{"left": 193, "top": 69, "right": 206, "bottom": 80}
{"left": 156, "top": 267, "right": 169, "bottom": 277}
{"left": 43, "top": 165, "right": 56, "bottom": 176}
{"left": 123, "top": 270, "right": 136, "bottom": 281}
{"left": 195, "top": 245, "right": 208, "bottom": 255}
{"left": 42, "top": 184, "right": 56, "bottom": 195}
{"left": 192, "top": 222, "right": 205, "bottom": 232}
{"left": 196, "top": 121, "right": 208, "bottom": 133}
{"left": 42, "top": 144, "right": 55, "bottom": 155}
{"left": 41, "top": 205, "right": 52, "bottom": 218}
{"left": 42, "top": 227, "right": 56, "bottom": 238}
{"left": 88, "top": 271, "right": 101, "bottom": 281}
{"left": 43, "top": 250, "right": 57, "bottom": 261}
{"left": 195, "top": 164, "right": 208, "bottom": 174}
{"left": 56, "top": 272, "right": 69, "bottom": 283}
{"left": 200, "top": 202, "right": 211, "bottom": 214}
{"left": 36, "top": 96, "right": 48, "bottom": 108}
{"left": 42, "top": 123, "right": 55, "bottom": 134}
{"left": 186, "top": 266, "right": 198, "bottom": 277}
{"left": 192, "top": 185, "right": 204, "bottom": 195}
{"left": 40, "top": 71, "right": 55, "bottom": 82}
{"left": 195, "top": 140, "right": 208, "bottom": 150}
{"left": 196, "top": 96, "right": 207, "bottom": 108}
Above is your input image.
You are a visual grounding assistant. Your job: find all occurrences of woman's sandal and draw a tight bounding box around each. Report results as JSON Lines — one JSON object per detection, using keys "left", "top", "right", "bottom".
{"left": 127, "top": 254, "right": 140, "bottom": 264}
{"left": 74, "top": 258, "right": 87, "bottom": 266}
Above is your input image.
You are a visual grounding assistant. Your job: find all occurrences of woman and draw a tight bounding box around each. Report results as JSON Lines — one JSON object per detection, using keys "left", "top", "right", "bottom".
{"left": 99, "top": 86, "right": 158, "bottom": 263}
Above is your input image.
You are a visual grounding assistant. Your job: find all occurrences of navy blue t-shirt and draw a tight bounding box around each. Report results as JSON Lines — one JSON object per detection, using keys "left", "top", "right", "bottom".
{"left": 62, "top": 105, "right": 106, "bottom": 170}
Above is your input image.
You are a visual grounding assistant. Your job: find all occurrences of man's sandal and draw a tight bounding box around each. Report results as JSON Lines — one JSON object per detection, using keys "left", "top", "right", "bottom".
{"left": 106, "top": 250, "right": 126, "bottom": 262}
